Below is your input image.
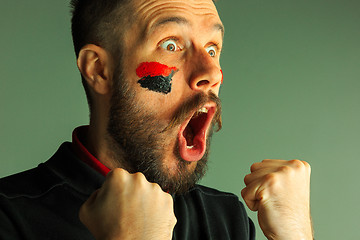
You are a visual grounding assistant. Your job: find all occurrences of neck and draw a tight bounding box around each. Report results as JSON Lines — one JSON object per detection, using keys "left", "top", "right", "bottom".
{"left": 85, "top": 119, "right": 119, "bottom": 170}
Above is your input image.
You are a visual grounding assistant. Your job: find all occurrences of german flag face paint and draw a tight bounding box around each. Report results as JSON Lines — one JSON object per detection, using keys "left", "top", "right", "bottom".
{"left": 136, "top": 62, "right": 178, "bottom": 94}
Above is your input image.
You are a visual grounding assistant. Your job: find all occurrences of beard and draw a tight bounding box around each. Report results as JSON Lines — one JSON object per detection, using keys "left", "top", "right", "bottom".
{"left": 106, "top": 64, "right": 222, "bottom": 195}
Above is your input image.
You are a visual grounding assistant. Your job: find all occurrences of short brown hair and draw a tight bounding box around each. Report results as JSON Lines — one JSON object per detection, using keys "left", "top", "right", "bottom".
{"left": 70, "top": 0, "right": 132, "bottom": 110}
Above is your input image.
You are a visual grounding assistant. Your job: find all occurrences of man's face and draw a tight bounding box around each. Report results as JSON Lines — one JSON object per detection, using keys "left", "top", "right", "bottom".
{"left": 106, "top": 0, "right": 223, "bottom": 194}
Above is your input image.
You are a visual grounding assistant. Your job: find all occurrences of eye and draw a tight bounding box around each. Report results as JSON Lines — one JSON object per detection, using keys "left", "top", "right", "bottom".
{"left": 206, "top": 45, "right": 217, "bottom": 57}
{"left": 160, "top": 39, "right": 179, "bottom": 52}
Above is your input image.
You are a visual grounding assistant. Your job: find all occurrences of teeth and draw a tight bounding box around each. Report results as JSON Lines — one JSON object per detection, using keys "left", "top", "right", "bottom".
{"left": 186, "top": 145, "right": 194, "bottom": 149}
{"left": 197, "top": 107, "right": 208, "bottom": 113}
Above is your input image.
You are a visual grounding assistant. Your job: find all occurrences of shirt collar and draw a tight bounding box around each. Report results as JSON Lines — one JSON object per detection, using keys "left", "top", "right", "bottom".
{"left": 72, "top": 126, "right": 110, "bottom": 176}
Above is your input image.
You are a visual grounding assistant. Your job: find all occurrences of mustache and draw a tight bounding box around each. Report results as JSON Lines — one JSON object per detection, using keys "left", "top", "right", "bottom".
{"left": 163, "top": 91, "right": 222, "bottom": 132}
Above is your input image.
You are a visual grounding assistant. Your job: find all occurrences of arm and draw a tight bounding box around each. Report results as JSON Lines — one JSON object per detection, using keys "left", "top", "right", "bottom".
{"left": 241, "top": 159, "right": 313, "bottom": 240}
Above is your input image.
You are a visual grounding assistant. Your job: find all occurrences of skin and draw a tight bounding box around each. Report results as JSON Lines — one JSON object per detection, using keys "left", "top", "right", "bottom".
{"left": 77, "top": 0, "right": 223, "bottom": 174}
{"left": 242, "top": 159, "right": 313, "bottom": 240}
{"left": 76, "top": 0, "right": 313, "bottom": 239}
{"left": 79, "top": 169, "right": 177, "bottom": 240}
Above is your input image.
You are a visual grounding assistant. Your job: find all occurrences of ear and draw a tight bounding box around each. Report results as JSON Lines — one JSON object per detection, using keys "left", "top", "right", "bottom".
{"left": 77, "top": 44, "right": 113, "bottom": 95}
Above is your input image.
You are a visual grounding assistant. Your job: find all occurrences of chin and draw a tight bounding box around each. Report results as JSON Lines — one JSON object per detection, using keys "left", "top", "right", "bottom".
{"left": 164, "top": 154, "right": 198, "bottom": 176}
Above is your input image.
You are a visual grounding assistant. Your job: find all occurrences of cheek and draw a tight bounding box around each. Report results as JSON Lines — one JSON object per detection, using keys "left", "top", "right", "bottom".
{"left": 136, "top": 62, "right": 178, "bottom": 95}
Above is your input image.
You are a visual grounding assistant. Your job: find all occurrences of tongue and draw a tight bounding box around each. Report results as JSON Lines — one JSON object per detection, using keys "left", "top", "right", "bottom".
{"left": 178, "top": 123, "right": 206, "bottom": 162}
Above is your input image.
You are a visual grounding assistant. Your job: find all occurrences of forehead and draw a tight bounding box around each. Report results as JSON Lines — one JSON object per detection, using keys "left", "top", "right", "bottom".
{"left": 130, "top": 0, "right": 223, "bottom": 37}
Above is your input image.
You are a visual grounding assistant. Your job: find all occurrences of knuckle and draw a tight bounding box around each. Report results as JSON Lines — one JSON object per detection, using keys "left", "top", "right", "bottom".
{"left": 264, "top": 172, "right": 278, "bottom": 185}
{"left": 250, "top": 162, "right": 259, "bottom": 171}
{"left": 133, "top": 172, "right": 148, "bottom": 184}
{"left": 162, "top": 191, "right": 173, "bottom": 204}
{"left": 278, "top": 165, "right": 292, "bottom": 173}
{"left": 167, "top": 214, "right": 177, "bottom": 228}
{"left": 110, "top": 168, "right": 125, "bottom": 175}
{"left": 240, "top": 187, "right": 248, "bottom": 199}
{"left": 151, "top": 182, "right": 163, "bottom": 192}
{"left": 108, "top": 168, "right": 126, "bottom": 180}
{"left": 278, "top": 165, "right": 298, "bottom": 178}
{"left": 243, "top": 174, "right": 251, "bottom": 185}
{"left": 163, "top": 193, "right": 174, "bottom": 211}
{"left": 132, "top": 172, "right": 149, "bottom": 189}
{"left": 307, "top": 163, "right": 312, "bottom": 174}
{"left": 288, "top": 159, "right": 312, "bottom": 175}
{"left": 107, "top": 168, "right": 129, "bottom": 185}
{"left": 289, "top": 159, "right": 303, "bottom": 169}
{"left": 166, "top": 193, "right": 174, "bottom": 203}
{"left": 133, "top": 171, "right": 145, "bottom": 179}
{"left": 171, "top": 214, "right": 177, "bottom": 224}
{"left": 247, "top": 199, "right": 259, "bottom": 212}
{"left": 302, "top": 160, "right": 311, "bottom": 171}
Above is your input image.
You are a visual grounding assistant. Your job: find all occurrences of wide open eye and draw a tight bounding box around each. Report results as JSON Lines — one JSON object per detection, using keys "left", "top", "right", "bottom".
{"left": 160, "top": 39, "right": 179, "bottom": 52}
{"left": 206, "top": 45, "right": 217, "bottom": 57}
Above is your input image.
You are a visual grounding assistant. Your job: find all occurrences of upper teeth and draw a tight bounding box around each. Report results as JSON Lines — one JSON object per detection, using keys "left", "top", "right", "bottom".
{"left": 197, "top": 107, "right": 208, "bottom": 113}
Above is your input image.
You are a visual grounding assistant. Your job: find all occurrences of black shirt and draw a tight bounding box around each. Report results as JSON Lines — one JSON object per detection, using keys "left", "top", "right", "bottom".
{"left": 0, "top": 143, "right": 255, "bottom": 240}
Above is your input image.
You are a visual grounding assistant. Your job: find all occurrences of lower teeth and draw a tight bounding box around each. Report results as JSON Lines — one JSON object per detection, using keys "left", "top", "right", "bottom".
{"left": 186, "top": 145, "right": 194, "bottom": 149}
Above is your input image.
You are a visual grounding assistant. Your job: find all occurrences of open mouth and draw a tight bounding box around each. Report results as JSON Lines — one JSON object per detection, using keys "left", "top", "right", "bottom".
{"left": 178, "top": 103, "right": 217, "bottom": 162}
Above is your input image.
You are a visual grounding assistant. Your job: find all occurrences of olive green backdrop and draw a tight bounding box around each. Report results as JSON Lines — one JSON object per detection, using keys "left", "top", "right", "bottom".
{"left": 1, "top": 0, "right": 359, "bottom": 239}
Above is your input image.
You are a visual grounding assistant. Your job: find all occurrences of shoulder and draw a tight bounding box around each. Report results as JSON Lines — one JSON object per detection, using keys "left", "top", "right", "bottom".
{"left": 0, "top": 142, "right": 74, "bottom": 199}
{"left": 0, "top": 142, "right": 103, "bottom": 200}
{"left": 0, "top": 162, "right": 63, "bottom": 199}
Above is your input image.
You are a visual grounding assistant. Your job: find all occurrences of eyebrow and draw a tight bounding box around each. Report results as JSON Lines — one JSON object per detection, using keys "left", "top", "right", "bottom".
{"left": 213, "top": 23, "right": 225, "bottom": 38}
{"left": 149, "top": 16, "right": 224, "bottom": 38}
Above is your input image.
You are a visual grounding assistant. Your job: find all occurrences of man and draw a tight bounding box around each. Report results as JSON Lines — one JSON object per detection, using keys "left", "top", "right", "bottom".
{"left": 0, "top": 0, "right": 313, "bottom": 239}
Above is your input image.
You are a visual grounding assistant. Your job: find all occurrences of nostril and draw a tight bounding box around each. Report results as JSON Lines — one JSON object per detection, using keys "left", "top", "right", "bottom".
{"left": 196, "top": 80, "right": 210, "bottom": 87}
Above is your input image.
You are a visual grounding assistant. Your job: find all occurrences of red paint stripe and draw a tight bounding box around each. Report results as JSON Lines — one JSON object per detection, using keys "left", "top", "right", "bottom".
{"left": 220, "top": 69, "right": 223, "bottom": 84}
{"left": 136, "top": 62, "right": 178, "bottom": 78}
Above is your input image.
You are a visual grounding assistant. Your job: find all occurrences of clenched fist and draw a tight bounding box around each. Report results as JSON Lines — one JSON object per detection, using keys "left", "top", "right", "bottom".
{"left": 79, "top": 168, "right": 177, "bottom": 240}
{"left": 241, "top": 159, "right": 313, "bottom": 240}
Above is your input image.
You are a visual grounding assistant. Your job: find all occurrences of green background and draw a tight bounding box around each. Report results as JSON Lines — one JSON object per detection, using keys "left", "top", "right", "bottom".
{"left": 1, "top": 0, "right": 359, "bottom": 239}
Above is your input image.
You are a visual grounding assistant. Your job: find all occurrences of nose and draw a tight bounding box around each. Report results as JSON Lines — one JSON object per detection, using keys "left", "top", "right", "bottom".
{"left": 188, "top": 48, "right": 222, "bottom": 93}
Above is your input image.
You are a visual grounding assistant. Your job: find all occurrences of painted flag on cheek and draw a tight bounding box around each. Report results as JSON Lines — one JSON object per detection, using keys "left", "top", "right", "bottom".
{"left": 136, "top": 62, "right": 178, "bottom": 94}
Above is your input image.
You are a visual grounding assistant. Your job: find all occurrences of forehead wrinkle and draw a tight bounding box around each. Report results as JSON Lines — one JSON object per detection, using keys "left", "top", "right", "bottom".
{"left": 146, "top": 9, "right": 222, "bottom": 40}
{"left": 136, "top": 0, "right": 219, "bottom": 25}
{"left": 131, "top": 0, "right": 223, "bottom": 45}
{"left": 145, "top": 4, "right": 218, "bottom": 21}
{"left": 149, "top": 16, "right": 190, "bottom": 35}
{"left": 136, "top": 0, "right": 217, "bottom": 15}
